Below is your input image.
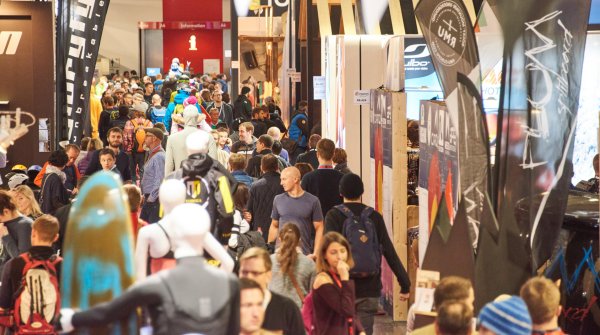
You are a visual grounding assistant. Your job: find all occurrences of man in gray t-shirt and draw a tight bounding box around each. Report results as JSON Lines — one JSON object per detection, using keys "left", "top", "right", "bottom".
{"left": 268, "top": 167, "right": 324, "bottom": 257}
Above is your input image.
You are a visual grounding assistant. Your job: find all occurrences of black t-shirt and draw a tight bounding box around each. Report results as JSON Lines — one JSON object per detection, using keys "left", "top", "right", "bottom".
{"left": 301, "top": 168, "right": 344, "bottom": 217}
{"left": 324, "top": 202, "right": 411, "bottom": 297}
{"left": 263, "top": 291, "right": 306, "bottom": 335}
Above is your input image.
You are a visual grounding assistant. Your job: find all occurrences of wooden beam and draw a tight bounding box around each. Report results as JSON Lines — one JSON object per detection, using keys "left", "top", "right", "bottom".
{"left": 316, "top": 0, "right": 332, "bottom": 36}
{"left": 412, "top": 0, "right": 422, "bottom": 34}
{"left": 340, "top": 0, "right": 356, "bottom": 35}
{"left": 388, "top": 0, "right": 406, "bottom": 35}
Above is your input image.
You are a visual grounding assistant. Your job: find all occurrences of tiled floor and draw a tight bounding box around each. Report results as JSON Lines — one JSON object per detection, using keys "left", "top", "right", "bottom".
{"left": 373, "top": 315, "right": 407, "bottom": 334}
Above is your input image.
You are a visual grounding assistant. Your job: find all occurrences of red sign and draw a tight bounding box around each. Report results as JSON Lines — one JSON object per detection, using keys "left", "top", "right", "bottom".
{"left": 138, "top": 21, "right": 231, "bottom": 30}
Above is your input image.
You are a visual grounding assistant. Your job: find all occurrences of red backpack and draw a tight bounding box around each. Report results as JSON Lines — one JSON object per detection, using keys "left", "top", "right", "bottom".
{"left": 13, "top": 253, "right": 62, "bottom": 335}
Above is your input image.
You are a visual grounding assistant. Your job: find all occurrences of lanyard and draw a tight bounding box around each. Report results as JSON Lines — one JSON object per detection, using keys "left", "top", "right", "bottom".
{"left": 329, "top": 270, "right": 354, "bottom": 335}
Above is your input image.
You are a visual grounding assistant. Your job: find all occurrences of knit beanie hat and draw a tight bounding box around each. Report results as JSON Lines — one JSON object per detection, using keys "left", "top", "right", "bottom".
{"left": 478, "top": 296, "right": 532, "bottom": 335}
{"left": 241, "top": 86, "right": 251, "bottom": 95}
{"left": 339, "top": 173, "right": 364, "bottom": 199}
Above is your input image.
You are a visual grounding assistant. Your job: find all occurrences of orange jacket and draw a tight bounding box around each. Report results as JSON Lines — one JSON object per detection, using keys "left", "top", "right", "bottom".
{"left": 34, "top": 161, "right": 81, "bottom": 188}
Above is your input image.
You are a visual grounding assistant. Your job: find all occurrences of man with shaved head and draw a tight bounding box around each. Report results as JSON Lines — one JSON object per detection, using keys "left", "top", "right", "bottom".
{"left": 268, "top": 167, "right": 323, "bottom": 258}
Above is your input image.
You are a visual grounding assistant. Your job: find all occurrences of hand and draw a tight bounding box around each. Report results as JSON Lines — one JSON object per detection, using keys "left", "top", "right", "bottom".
{"left": 243, "top": 211, "right": 252, "bottom": 222}
{"left": 0, "top": 225, "right": 8, "bottom": 237}
{"left": 337, "top": 260, "right": 350, "bottom": 281}
{"left": 307, "top": 253, "right": 316, "bottom": 261}
{"left": 399, "top": 292, "right": 410, "bottom": 302}
{"left": 71, "top": 187, "right": 79, "bottom": 196}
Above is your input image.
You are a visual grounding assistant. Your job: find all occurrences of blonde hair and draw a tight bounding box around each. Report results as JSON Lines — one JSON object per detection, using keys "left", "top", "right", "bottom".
{"left": 13, "top": 185, "right": 42, "bottom": 218}
{"left": 316, "top": 232, "right": 354, "bottom": 272}
{"left": 520, "top": 277, "right": 561, "bottom": 324}
{"left": 239, "top": 247, "right": 272, "bottom": 271}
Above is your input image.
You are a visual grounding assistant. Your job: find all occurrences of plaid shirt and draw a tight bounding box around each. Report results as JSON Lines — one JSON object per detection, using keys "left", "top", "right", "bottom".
{"left": 123, "top": 117, "right": 152, "bottom": 153}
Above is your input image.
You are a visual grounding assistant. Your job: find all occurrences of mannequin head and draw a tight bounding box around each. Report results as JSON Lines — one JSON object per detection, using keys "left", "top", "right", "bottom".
{"left": 167, "top": 203, "right": 211, "bottom": 259}
{"left": 159, "top": 179, "right": 187, "bottom": 214}
{"left": 186, "top": 130, "right": 211, "bottom": 155}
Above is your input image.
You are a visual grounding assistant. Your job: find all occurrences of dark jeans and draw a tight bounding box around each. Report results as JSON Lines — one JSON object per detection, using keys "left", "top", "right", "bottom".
{"left": 129, "top": 151, "right": 146, "bottom": 183}
{"left": 140, "top": 197, "right": 160, "bottom": 224}
{"left": 356, "top": 297, "right": 379, "bottom": 335}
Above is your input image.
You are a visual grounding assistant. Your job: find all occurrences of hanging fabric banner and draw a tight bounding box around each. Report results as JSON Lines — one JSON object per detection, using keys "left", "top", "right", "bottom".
{"left": 476, "top": 0, "right": 591, "bottom": 310}
{"left": 56, "top": 0, "right": 111, "bottom": 145}
{"left": 415, "top": 0, "right": 494, "bottom": 254}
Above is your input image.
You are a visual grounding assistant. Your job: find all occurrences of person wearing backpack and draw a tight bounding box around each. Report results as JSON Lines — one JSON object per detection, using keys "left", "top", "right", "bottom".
{"left": 228, "top": 184, "right": 266, "bottom": 261}
{"left": 146, "top": 94, "right": 166, "bottom": 125}
{"left": 123, "top": 104, "right": 153, "bottom": 183}
{"left": 0, "top": 215, "right": 61, "bottom": 334}
{"left": 324, "top": 173, "right": 411, "bottom": 335}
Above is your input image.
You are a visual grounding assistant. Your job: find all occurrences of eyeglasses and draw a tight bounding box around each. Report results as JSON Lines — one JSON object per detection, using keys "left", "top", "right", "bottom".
{"left": 240, "top": 270, "right": 267, "bottom": 277}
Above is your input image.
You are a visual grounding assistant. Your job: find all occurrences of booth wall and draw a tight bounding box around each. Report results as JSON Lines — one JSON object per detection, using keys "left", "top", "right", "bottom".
{"left": 0, "top": 1, "right": 54, "bottom": 167}
{"left": 99, "top": 0, "right": 162, "bottom": 73}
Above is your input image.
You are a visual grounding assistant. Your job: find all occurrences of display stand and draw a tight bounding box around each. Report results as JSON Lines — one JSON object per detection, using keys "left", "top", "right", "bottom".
{"left": 369, "top": 89, "right": 408, "bottom": 321}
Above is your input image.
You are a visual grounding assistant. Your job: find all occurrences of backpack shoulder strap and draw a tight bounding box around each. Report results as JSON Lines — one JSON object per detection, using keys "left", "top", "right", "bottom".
{"left": 335, "top": 204, "right": 354, "bottom": 219}
{"left": 360, "top": 206, "right": 374, "bottom": 221}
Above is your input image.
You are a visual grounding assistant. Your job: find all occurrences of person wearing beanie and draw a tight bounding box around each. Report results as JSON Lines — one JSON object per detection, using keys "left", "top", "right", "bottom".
{"left": 324, "top": 172, "right": 411, "bottom": 335}
{"left": 139, "top": 127, "right": 165, "bottom": 223}
{"left": 233, "top": 86, "right": 253, "bottom": 121}
{"left": 478, "top": 296, "right": 532, "bottom": 335}
{"left": 123, "top": 103, "right": 153, "bottom": 183}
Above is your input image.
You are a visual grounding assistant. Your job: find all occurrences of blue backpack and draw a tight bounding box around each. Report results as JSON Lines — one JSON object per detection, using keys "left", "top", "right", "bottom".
{"left": 335, "top": 204, "right": 381, "bottom": 277}
{"left": 148, "top": 106, "right": 166, "bottom": 125}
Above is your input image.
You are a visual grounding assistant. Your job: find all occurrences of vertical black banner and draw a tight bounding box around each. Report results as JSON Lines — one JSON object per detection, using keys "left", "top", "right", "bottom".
{"left": 56, "top": 0, "right": 110, "bottom": 145}
{"left": 474, "top": 0, "right": 591, "bottom": 310}
{"left": 415, "top": 0, "right": 494, "bottom": 253}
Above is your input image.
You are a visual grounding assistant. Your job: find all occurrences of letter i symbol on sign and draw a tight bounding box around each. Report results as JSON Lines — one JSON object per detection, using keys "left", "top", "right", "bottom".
{"left": 189, "top": 35, "right": 197, "bottom": 51}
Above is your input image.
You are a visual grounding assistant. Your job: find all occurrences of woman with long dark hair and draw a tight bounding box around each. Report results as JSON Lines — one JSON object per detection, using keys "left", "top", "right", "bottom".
{"left": 268, "top": 223, "right": 315, "bottom": 308}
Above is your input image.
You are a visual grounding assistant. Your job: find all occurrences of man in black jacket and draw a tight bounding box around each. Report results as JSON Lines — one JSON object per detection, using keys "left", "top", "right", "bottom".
{"left": 246, "top": 135, "right": 286, "bottom": 178}
{"left": 233, "top": 87, "right": 252, "bottom": 121}
{"left": 296, "top": 134, "right": 321, "bottom": 170}
{"left": 39, "top": 150, "right": 71, "bottom": 215}
{"left": 84, "top": 127, "right": 132, "bottom": 183}
{"left": 324, "top": 173, "right": 411, "bottom": 335}
{"left": 246, "top": 155, "right": 284, "bottom": 240}
{"left": 208, "top": 90, "right": 234, "bottom": 129}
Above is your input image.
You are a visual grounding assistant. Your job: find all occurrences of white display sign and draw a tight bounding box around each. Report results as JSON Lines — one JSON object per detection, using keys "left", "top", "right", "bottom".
{"left": 313, "top": 76, "right": 326, "bottom": 100}
{"left": 353, "top": 90, "right": 370, "bottom": 104}
{"left": 290, "top": 72, "right": 301, "bottom": 83}
{"left": 203, "top": 59, "right": 220, "bottom": 74}
{"left": 231, "top": 61, "right": 240, "bottom": 69}
{"left": 224, "top": 49, "right": 232, "bottom": 58}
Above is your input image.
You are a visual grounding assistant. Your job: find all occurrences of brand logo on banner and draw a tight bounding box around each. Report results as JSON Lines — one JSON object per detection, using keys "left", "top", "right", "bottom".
{"left": 0, "top": 31, "right": 22, "bottom": 55}
{"left": 61, "top": 0, "right": 111, "bottom": 144}
{"left": 429, "top": 1, "right": 469, "bottom": 67}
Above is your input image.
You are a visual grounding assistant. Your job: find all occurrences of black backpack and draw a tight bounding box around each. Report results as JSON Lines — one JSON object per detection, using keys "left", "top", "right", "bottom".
{"left": 336, "top": 204, "right": 381, "bottom": 277}
{"left": 235, "top": 231, "right": 267, "bottom": 259}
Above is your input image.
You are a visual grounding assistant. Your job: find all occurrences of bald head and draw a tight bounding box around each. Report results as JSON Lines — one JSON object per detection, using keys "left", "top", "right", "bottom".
{"left": 281, "top": 167, "right": 301, "bottom": 193}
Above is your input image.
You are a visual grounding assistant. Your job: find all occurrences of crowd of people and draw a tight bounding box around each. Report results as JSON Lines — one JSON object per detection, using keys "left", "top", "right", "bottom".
{"left": 0, "top": 69, "right": 572, "bottom": 335}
